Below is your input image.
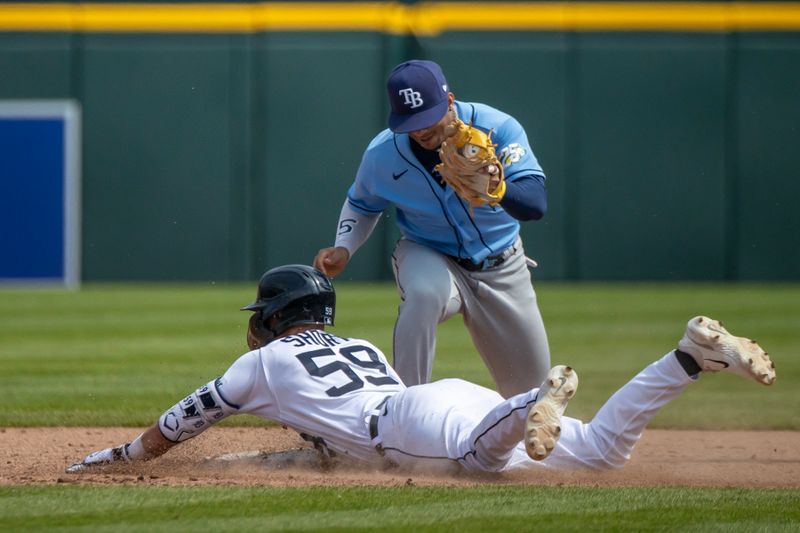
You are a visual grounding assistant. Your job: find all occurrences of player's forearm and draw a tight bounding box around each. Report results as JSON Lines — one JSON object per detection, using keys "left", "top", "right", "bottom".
{"left": 68, "top": 378, "right": 237, "bottom": 472}
{"left": 139, "top": 423, "right": 178, "bottom": 456}
{"left": 333, "top": 200, "right": 382, "bottom": 257}
{"left": 110, "top": 424, "right": 175, "bottom": 461}
{"left": 499, "top": 175, "right": 547, "bottom": 221}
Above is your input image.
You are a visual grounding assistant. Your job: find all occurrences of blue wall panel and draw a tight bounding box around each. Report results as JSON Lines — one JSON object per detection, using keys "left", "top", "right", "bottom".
{"left": 0, "top": 119, "right": 64, "bottom": 278}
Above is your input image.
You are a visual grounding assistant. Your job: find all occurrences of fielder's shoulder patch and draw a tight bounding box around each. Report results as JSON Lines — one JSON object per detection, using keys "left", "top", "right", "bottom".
{"left": 498, "top": 143, "right": 527, "bottom": 168}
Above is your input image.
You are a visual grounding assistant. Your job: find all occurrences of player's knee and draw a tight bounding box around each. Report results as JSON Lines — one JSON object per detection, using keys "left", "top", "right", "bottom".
{"left": 591, "top": 454, "right": 628, "bottom": 470}
{"left": 604, "top": 448, "right": 630, "bottom": 469}
{"left": 467, "top": 445, "right": 514, "bottom": 473}
{"left": 580, "top": 426, "right": 631, "bottom": 470}
{"left": 473, "top": 453, "right": 511, "bottom": 473}
{"left": 402, "top": 283, "right": 450, "bottom": 313}
{"left": 585, "top": 446, "right": 629, "bottom": 470}
{"left": 158, "top": 378, "right": 239, "bottom": 443}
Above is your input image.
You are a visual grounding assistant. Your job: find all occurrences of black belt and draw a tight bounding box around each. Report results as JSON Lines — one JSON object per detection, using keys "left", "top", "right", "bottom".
{"left": 369, "top": 396, "right": 390, "bottom": 454}
{"left": 448, "top": 243, "right": 518, "bottom": 272}
{"left": 369, "top": 414, "right": 380, "bottom": 441}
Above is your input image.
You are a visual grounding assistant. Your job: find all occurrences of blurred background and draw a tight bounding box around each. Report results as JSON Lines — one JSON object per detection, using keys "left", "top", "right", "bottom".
{"left": 1, "top": 2, "right": 798, "bottom": 430}
{"left": 1, "top": 0, "right": 799, "bottom": 284}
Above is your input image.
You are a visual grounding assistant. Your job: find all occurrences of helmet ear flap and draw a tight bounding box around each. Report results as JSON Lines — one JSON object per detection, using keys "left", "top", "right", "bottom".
{"left": 247, "top": 312, "right": 274, "bottom": 350}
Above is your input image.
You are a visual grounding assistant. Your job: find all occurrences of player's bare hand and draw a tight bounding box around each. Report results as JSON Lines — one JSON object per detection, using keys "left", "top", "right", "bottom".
{"left": 313, "top": 247, "right": 350, "bottom": 278}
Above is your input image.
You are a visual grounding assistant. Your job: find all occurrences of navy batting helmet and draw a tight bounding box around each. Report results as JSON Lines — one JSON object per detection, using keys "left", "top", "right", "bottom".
{"left": 241, "top": 265, "right": 335, "bottom": 343}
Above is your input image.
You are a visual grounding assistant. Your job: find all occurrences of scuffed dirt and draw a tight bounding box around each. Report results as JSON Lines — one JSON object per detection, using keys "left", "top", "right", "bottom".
{"left": 1, "top": 427, "right": 798, "bottom": 488}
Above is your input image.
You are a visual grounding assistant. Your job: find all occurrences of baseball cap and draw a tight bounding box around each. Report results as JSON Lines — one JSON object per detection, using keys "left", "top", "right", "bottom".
{"left": 387, "top": 60, "right": 450, "bottom": 133}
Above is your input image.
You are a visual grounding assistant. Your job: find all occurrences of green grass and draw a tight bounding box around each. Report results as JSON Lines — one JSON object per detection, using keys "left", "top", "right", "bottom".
{"left": 1, "top": 282, "right": 799, "bottom": 530}
{"left": 1, "top": 485, "right": 798, "bottom": 532}
{"left": 1, "top": 282, "right": 799, "bottom": 428}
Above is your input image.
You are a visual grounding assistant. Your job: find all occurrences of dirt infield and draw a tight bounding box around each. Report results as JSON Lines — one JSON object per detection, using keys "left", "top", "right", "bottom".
{"left": 2, "top": 427, "right": 799, "bottom": 488}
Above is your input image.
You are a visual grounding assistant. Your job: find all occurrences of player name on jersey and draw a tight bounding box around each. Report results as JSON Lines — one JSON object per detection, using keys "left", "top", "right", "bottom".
{"left": 280, "top": 330, "right": 344, "bottom": 348}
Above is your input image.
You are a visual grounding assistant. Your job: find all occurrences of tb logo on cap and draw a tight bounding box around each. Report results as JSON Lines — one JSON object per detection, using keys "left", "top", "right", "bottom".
{"left": 398, "top": 88, "right": 423, "bottom": 109}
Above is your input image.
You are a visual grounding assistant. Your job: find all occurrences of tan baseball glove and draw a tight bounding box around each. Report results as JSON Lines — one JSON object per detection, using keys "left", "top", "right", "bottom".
{"left": 435, "top": 119, "right": 507, "bottom": 208}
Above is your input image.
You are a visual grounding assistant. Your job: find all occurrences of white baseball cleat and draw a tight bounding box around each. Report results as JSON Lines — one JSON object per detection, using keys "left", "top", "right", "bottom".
{"left": 678, "top": 316, "right": 776, "bottom": 385}
{"left": 525, "top": 365, "right": 578, "bottom": 461}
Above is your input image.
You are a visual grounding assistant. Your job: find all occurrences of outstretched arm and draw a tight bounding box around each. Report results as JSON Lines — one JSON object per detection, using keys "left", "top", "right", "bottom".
{"left": 313, "top": 200, "right": 381, "bottom": 278}
{"left": 67, "top": 376, "right": 238, "bottom": 473}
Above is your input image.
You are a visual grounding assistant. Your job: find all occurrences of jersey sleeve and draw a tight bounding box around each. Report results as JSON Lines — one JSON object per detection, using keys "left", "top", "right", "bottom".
{"left": 346, "top": 149, "right": 390, "bottom": 215}
{"left": 493, "top": 115, "right": 545, "bottom": 183}
{"left": 216, "top": 350, "right": 277, "bottom": 415}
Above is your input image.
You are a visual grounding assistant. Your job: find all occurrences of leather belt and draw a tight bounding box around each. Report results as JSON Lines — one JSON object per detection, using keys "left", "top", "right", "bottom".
{"left": 448, "top": 242, "right": 518, "bottom": 272}
{"left": 369, "top": 414, "right": 380, "bottom": 441}
{"left": 368, "top": 396, "right": 390, "bottom": 455}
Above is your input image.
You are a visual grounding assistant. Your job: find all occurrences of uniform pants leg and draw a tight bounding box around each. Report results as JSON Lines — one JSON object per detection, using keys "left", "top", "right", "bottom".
{"left": 506, "top": 351, "right": 694, "bottom": 471}
{"left": 392, "top": 238, "right": 551, "bottom": 396}
{"left": 377, "top": 378, "right": 538, "bottom": 474}
{"left": 391, "top": 239, "right": 462, "bottom": 386}
{"left": 450, "top": 241, "right": 551, "bottom": 397}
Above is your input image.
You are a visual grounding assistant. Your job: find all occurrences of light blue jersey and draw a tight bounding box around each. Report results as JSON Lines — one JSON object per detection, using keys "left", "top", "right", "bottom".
{"left": 346, "top": 101, "right": 545, "bottom": 263}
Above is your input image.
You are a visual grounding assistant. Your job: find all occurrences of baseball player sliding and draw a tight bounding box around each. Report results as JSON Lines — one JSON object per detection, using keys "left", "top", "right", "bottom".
{"left": 68, "top": 265, "right": 776, "bottom": 475}
{"left": 314, "top": 59, "right": 551, "bottom": 398}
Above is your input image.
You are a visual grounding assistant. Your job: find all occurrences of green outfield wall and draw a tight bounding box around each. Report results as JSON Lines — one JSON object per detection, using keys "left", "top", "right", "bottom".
{"left": 1, "top": 2, "right": 799, "bottom": 281}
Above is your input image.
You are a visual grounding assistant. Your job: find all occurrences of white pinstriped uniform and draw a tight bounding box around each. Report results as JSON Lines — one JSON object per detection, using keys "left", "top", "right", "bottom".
{"left": 215, "top": 329, "right": 693, "bottom": 473}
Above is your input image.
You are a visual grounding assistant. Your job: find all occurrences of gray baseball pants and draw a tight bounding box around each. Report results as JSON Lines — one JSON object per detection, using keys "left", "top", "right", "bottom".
{"left": 391, "top": 237, "right": 551, "bottom": 398}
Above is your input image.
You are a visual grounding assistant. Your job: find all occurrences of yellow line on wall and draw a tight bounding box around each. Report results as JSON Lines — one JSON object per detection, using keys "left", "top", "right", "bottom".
{"left": 1, "top": 2, "right": 800, "bottom": 34}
